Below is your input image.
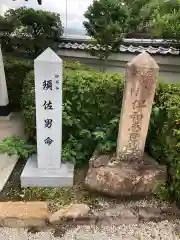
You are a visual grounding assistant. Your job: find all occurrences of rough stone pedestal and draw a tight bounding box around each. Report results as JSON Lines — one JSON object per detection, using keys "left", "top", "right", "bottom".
{"left": 21, "top": 155, "right": 74, "bottom": 188}
{"left": 85, "top": 153, "right": 166, "bottom": 197}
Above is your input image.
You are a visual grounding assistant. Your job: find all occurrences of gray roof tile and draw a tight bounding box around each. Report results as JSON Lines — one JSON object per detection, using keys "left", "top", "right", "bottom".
{"left": 58, "top": 42, "right": 179, "bottom": 56}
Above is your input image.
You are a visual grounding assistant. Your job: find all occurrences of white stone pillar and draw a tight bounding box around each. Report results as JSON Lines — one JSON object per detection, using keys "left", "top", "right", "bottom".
{"left": 21, "top": 48, "right": 74, "bottom": 187}
{"left": 0, "top": 45, "right": 9, "bottom": 107}
{"left": 34, "top": 47, "right": 62, "bottom": 169}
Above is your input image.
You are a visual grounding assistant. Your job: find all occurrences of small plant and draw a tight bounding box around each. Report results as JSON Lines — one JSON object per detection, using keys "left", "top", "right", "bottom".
{"left": 94, "top": 117, "right": 119, "bottom": 154}
{"left": 0, "top": 136, "right": 36, "bottom": 159}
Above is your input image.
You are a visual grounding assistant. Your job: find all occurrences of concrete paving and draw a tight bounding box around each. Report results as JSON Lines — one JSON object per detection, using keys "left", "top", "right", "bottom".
{"left": 0, "top": 154, "right": 18, "bottom": 192}
{"left": 0, "top": 112, "right": 26, "bottom": 142}
{"left": 0, "top": 112, "right": 26, "bottom": 193}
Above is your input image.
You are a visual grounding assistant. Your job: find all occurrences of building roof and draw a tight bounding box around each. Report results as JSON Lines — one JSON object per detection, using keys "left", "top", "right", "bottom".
{"left": 59, "top": 37, "right": 180, "bottom": 56}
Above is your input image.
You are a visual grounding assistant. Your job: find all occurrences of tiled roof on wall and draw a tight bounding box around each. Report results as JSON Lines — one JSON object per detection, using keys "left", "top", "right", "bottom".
{"left": 58, "top": 40, "right": 180, "bottom": 56}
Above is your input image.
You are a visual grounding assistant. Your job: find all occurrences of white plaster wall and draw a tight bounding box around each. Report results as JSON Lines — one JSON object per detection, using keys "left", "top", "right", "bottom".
{"left": 57, "top": 49, "right": 180, "bottom": 83}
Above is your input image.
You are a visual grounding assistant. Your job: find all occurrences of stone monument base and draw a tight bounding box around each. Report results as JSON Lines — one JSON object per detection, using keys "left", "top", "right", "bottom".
{"left": 0, "top": 104, "right": 11, "bottom": 117}
{"left": 85, "top": 153, "right": 166, "bottom": 197}
{"left": 21, "top": 155, "right": 74, "bottom": 188}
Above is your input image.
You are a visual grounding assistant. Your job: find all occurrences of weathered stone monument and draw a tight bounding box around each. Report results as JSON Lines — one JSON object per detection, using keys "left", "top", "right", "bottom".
{"left": 21, "top": 48, "right": 74, "bottom": 187}
{"left": 85, "top": 52, "right": 166, "bottom": 197}
{"left": 117, "top": 52, "right": 158, "bottom": 162}
{"left": 0, "top": 45, "right": 10, "bottom": 116}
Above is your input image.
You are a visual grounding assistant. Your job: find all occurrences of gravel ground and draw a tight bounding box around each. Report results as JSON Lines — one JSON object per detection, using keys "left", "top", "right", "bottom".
{"left": 93, "top": 198, "right": 171, "bottom": 211}
{"left": 0, "top": 220, "right": 180, "bottom": 240}
{"left": 0, "top": 156, "right": 179, "bottom": 240}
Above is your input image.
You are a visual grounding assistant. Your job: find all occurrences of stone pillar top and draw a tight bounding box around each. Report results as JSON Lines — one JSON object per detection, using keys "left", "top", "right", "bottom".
{"left": 35, "top": 47, "right": 62, "bottom": 63}
{"left": 127, "top": 51, "right": 159, "bottom": 69}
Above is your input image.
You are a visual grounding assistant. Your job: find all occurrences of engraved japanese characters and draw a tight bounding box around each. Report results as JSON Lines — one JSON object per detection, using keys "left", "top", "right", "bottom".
{"left": 34, "top": 47, "right": 62, "bottom": 169}
{"left": 117, "top": 52, "right": 159, "bottom": 161}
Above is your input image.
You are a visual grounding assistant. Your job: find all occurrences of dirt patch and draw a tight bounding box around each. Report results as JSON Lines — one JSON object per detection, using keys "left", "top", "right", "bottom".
{"left": 0, "top": 160, "right": 100, "bottom": 208}
{"left": 0, "top": 158, "right": 26, "bottom": 201}
{"left": 0, "top": 159, "right": 173, "bottom": 214}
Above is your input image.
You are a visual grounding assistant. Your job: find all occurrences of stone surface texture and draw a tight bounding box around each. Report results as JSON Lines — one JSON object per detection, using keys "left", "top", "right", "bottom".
{"left": 117, "top": 52, "right": 159, "bottom": 161}
{"left": 93, "top": 207, "right": 139, "bottom": 225}
{"left": 85, "top": 153, "right": 166, "bottom": 197}
{"left": 0, "top": 202, "right": 49, "bottom": 228}
{"left": 21, "top": 154, "right": 74, "bottom": 188}
{"left": 0, "top": 154, "right": 18, "bottom": 192}
{"left": 0, "top": 200, "right": 179, "bottom": 230}
{"left": 48, "top": 202, "right": 180, "bottom": 226}
{"left": 49, "top": 204, "right": 90, "bottom": 225}
{"left": 139, "top": 207, "right": 162, "bottom": 221}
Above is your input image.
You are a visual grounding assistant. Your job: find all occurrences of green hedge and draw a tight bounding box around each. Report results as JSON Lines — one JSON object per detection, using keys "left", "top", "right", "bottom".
{"left": 21, "top": 69, "right": 124, "bottom": 163}
{"left": 20, "top": 67, "right": 180, "bottom": 202}
{"left": 4, "top": 56, "right": 33, "bottom": 109}
{"left": 4, "top": 55, "right": 180, "bottom": 202}
{"left": 63, "top": 61, "right": 92, "bottom": 71}
{"left": 147, "top": 83, "right": 180, "bottom": 202}
{"left": 4, "top": 56, "right": 92, "bottom": 109}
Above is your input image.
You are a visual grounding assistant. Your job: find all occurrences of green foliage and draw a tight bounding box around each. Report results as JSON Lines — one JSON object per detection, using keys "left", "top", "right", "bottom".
{"left": 146, "top": 82, "right": 180, "bottom": 202}
{"left": 123, "top": 0, "right": 157, "bottom": 33}
{"left": 21, "top": 69, "right": 124, "bottom": 164}
{"left": 84, "top": 0, "right": 129, "bottom": 60}
{"left": 83, "top": 0, "right": 159, "bottom": 59}
{"left": 84, "top": 0, "right": 180, "bottom": 57}
{"left": 22, "top": 70, "right": 180, "bottom": 200}
{"left": 4, "top": 56, "right": 91, "bottom": 110}
{"left": 64, "top": 61, "right": 92, "bottom": 71}
{"left": 4, "top": 56, "right": 33, "bottom": 109}
{"left": 94, "top": 117, "right": 119, "bottom": 154}
{"left": 0, "top": 15, "right": 15, "bottom": 52}
{"left": 153, "top": 1, "right": 180, "bottom": 41}
{"left": 0, "top": 137, "right": 36, "bottom": 159}
{"left": 1, "top": 7, "right": 63, "bottom": 57}
{"left": 5, "top": 57, "right": 180, "bottom": 202}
